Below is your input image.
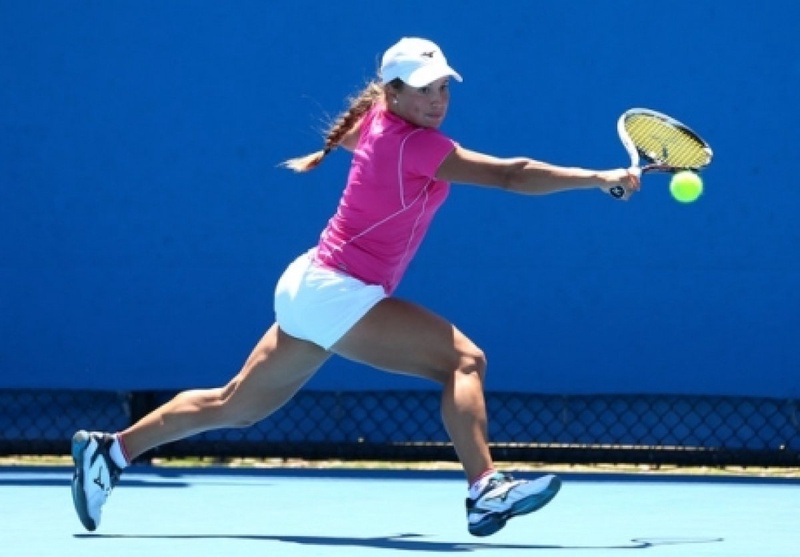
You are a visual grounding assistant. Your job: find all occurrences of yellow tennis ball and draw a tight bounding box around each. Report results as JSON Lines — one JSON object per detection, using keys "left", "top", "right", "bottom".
{"left": 670, "top": 171, "right": 703, "bottom": 203}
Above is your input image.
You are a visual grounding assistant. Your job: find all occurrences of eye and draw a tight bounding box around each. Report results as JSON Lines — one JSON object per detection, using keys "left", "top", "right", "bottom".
{"left": 418, "top": 85, "right": 431, "bottom": 95}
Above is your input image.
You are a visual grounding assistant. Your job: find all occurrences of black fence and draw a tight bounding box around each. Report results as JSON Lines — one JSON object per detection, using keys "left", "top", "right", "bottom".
{"left": 1, "top": 389, "right": 798, "bottom": 467}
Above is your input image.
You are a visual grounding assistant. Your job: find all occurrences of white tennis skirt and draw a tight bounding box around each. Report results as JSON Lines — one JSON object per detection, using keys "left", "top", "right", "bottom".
{"left": 274, "top": 249, "right": 387, "bottom": 350}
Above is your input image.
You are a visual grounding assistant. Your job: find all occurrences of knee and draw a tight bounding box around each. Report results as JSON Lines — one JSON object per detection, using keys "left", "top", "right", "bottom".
{"left": 459, "top": 346, "right": 488, "bottom": 381}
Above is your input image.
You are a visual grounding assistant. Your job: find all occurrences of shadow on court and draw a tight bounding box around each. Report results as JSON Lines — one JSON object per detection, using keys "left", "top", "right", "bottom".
{"left": 0, "top": 478, "right": 192, "bottom": 488}
{"left": 75, "top": 532, "right": 724, "bottom": 552}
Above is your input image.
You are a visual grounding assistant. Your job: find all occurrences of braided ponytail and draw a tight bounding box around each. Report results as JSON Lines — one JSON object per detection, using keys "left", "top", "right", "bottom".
{"left": 281, "top": 81, "right": 385, "bottom": 173}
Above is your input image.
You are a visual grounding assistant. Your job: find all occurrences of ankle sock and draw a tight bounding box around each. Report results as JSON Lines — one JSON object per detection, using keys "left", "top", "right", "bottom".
{"left": 468, "top": 469, "right": 497, "bottom": 500}
{"left": 108, "top": 434, "right": 130, "bottom": 469}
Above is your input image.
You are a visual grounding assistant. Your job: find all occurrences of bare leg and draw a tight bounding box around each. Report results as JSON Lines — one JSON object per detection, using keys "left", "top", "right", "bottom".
{"left": 332, "top": 298, "right": 493, "bottom": 483}
{"left": 120, "top": 323, "right": 330, "bottom": 460}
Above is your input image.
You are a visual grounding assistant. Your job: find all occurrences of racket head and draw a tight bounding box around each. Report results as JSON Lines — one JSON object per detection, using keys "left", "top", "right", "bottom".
{"left": 618, "top": 108, "right": 713, "bottom": 173}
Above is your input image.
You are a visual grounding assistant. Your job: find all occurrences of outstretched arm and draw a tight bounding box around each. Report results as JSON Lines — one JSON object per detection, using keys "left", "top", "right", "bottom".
{"left": 436, "top": 146, "right": 640, "bottom": 198}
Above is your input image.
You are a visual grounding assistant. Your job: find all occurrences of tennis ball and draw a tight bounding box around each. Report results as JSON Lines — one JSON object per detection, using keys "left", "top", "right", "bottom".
{"left": 669, "top": 171, "right": 703, "bottom": 203}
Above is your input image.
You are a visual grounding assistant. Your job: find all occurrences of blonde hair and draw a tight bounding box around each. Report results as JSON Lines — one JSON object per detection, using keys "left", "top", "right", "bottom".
{"left": 281, "top": 81, "right": 387, "bottom": 172}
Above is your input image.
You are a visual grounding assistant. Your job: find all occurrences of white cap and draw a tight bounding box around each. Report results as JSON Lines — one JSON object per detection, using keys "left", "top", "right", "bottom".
{"left": 380, "top": 37, "right": 463, "bottom": 87}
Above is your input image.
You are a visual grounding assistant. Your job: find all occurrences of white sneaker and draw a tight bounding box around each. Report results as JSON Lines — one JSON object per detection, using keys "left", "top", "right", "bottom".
{"left": 466, "top": 472, "right": 561, "bottom": 536}
{"left": 71, "top": 430, "right": 122, "bottom": 531}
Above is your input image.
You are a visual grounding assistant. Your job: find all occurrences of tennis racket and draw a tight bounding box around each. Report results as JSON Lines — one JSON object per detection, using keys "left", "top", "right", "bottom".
{"left": 608, "top": 108, "right": 714, "bottom": 199}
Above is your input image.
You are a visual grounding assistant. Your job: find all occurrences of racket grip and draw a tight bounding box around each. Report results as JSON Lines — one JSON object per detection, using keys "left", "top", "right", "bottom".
{"left": 603, "top": 186, "right": 630, "bottom": 200}
{"left": 607, "top": 185, "right": 626, "bottom": 199}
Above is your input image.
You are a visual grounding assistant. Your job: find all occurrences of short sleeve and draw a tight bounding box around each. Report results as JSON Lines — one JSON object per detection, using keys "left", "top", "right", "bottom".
{"left": 402, "top": 129, "right": 457, "bottom": 179}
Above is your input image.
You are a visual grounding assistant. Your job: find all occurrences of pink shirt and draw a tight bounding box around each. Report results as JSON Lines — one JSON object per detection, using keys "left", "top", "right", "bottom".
{"left": 315, "top": 105, "right": 456, "bottom": 295}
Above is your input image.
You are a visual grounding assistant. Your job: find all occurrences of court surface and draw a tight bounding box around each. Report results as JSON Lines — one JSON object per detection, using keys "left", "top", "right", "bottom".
{"left": 1, "top": 466, "right": 798, "bottom": 557}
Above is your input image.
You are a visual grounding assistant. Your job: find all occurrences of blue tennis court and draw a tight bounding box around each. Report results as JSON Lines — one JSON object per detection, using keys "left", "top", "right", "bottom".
{"left": 3, "top": 466, "right": 798, "bottom": 557}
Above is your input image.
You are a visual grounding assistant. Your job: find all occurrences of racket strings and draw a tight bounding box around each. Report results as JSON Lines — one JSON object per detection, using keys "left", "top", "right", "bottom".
{"left": 625, "top": 116, "right": 710, "bottom": 168}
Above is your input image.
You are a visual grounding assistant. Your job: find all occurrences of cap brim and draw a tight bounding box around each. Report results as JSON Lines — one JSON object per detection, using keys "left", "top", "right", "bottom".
{"left": 404, "top": 64, "right": 463, "bottom": 88}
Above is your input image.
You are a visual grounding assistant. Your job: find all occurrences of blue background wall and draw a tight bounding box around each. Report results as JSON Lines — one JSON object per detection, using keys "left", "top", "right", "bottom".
{"left": 2, "top": 1, "right": 798, "bottom": 396}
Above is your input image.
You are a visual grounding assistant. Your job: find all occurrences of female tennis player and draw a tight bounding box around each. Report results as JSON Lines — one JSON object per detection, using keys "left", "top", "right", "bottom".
{"left": 71, "top": 37, "right": 640, "bottom": 537}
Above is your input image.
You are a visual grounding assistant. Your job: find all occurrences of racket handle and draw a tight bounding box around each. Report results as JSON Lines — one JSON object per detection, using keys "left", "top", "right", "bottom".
{"left": 607, "top": 185, "right": 626, "bottom": 199}
{"left": 603, "top": 186, "right": 631, "bottom": 201}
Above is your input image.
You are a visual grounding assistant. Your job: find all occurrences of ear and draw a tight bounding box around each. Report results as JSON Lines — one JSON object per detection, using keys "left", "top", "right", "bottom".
{"left": 383, "top": 81, "right": 403, "bottom": 107}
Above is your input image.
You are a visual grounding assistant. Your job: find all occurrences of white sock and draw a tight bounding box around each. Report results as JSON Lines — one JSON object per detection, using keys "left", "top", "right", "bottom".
{"left": 108, "top": 434, "right": 130, "bottom": 469}
{"left": 468, "top": 469, "right": 497, "bottom": 500}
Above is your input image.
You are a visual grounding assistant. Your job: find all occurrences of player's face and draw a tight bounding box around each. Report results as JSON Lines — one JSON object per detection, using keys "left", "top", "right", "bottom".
{"left": 391, "top": 77, "right": 451, "bottom": 128}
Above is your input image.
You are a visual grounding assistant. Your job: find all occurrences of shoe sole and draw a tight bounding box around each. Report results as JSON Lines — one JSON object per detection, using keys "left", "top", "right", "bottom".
{"left": 469, "top": 475, "right": 562, "bottom": 537}
{"left": 71, "top": 430, "right": 98, "bottom": 531}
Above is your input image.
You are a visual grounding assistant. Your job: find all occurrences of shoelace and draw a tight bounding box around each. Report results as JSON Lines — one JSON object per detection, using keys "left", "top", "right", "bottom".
{"left": 485, "top": 472, "right": 514, "bottom": 490}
